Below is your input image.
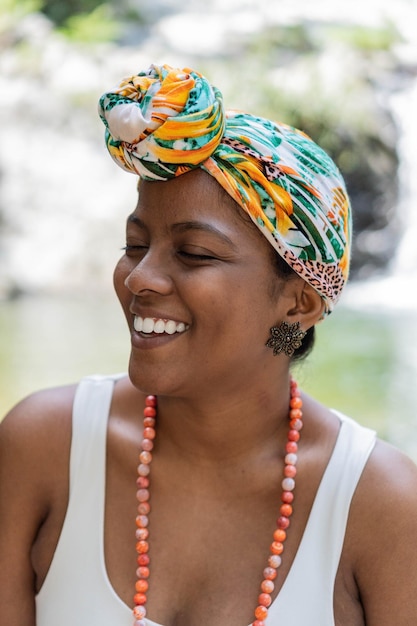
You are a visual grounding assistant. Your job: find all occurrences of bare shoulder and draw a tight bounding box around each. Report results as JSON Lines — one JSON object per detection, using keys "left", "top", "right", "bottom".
{"left": 0, "top": 384, "right": 78, "bottom": 623}
{"left": 349, "top": 437, "right": 417, "bottom": 624}
{"left": 0, "top": 383, "right": 77, "bottom": 513}
{"left": 0, "top": 383, "right": 76, "bottom": 462}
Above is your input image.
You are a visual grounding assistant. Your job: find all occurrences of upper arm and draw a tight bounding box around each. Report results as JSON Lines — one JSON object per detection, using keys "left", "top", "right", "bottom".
{"left": 351, "top": 440, "right": 417, "bottom": 624}
{"left": 0, "top": 386, "right": 74, "bottom": 626}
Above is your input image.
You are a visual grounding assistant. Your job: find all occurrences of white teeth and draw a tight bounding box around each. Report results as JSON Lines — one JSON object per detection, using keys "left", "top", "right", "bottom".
{"left": 142, "top": 317, "right": 154, "bottom": 334}
{"left": 133, "top": 316, "right": 188, "bottom": 335}
{"left": 154, "top": 319, "right": 165, "bottom": 334}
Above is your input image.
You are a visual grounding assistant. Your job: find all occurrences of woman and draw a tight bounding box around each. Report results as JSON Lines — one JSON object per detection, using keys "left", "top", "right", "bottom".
{"left": 1, "top": 63, "right": 417, "bottom": 626}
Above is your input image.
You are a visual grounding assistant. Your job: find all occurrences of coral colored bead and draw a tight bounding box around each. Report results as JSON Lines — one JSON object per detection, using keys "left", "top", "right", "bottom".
{"left": 136, "top": 515, "right": 149, "bottom": 528}
{"left": 138, "top": 463, "right": 150, "bottom": 477}
{"left": 136, "top": 476, "right": 149, "bottom": 488}
{"left": 270, "top": 541, "right": 284, "bottom": 555}
{"left": 253, "top": 622, "right": 265, "bottom": 626}
{"left": 289, "top": 408, "right": 302, "bottom": 419}
{"left": 284, "top": 464, "right": 297, "bottom": 478}
{"left": 143, "top": 427, "right": 156, "bottom": 439}
{"left": 138, "top": 502, "right": 150, "bottom": 515}
{"left": 268, "top": 554, "right": 282, "bottom": 568}
{"left": 290, "top": 418, "right": 303, "bottom": 431}
{"left": 261, "top": 579, "right": 275, "bottom": 593}
{"left": 263, "top": 566, "right": 277, "bottom": 580}
{"left": 136, "top": 566, "right": 150, "bottom": 578}
{"left": 255, "top": 605, "right": 268, "bottom": 620}
{"left": 136, "top": 489, "right": 150, "bottom": 503}
{"left": 280, "top": 503, "right": 293, "bottom": 517}
{"left": 143, "top": 417, "right": 155, "bottom": 428}
{"left": 258, "top": 593, "right": 272, "bottom": 607}
{"left": 141, "top": 438, "right": 154, "bottom": 452}
{"left": 139, "top": 451, "right": 152, "bottom": 464}
{"left": 281, "top": 490, "right": 294, "bottom": 503}
{"left": 136, "top": 528, "right": 149, "bottom": 541}
{"left": 288, "top": 429, "right": 300, "bottom": 442}
{"left": 134, "top": 592, "right": 147, "bottom": 605}
{"left": 137, "top": 554, "right": 150, "bottom": 566}
{"left": 136, "top": 540, "right": 149, "bottom": 554}
{"left": 273, "top": 528, "right": 286, "bottom": 542}
{"left": 135, "top": 579, "right": 149, "bottom": 592}
{"left": 285, "top": 441, "right": 298, "bottom": 454}
{"left": 133, "top": 605, "right": 146, "bottom": 618}
{"left": 277, "top": 516, "right": 290, "bottom": 529}
{"left": 144, "top": 406, "right": 156, "bottom": 417}
{"left": 290, "top": 396, "right": 302, "bottom": 409}
{"left": 282, "top": 477, "right": 295, "bottom": 491}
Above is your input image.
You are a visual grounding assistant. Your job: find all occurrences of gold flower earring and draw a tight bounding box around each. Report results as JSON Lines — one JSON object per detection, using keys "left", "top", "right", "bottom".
{"left": 266, "top": 321, "right": 306, "bottom": 357}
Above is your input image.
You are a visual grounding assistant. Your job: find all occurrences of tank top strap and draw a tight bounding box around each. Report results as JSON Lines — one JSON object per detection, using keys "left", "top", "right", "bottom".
{"left": 267, "top": 413, "right": 376, "bottom": 625}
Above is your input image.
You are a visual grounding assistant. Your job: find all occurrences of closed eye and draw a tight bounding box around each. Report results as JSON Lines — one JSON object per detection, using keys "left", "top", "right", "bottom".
{"left": 177, "top": 250, "right": 217, "bottom": 261}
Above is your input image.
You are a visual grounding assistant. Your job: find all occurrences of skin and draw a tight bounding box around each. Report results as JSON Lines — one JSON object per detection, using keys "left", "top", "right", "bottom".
{"left": 1, "top": 169, "right": 417, "bottom": 626}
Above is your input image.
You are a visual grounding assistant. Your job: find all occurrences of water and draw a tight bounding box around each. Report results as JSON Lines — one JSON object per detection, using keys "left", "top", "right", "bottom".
{"left": 1, "top": 290, "right": 416, "bottom": 460}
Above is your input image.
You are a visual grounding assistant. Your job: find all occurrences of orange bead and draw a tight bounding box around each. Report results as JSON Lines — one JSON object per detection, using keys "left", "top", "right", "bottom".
{"left": 137, "top": 502, "right": 150, "bottom": 515}
{"left": 282, "top": 491, "right": 294, "bottom": 504}
{"left": 136, "top": 540, "right": 149, "bottom": 554}
{"left": 285, "top": 441, "right": 298, "bottom": 454}
{"left": 255, "top": 605, "right": 268, "bottom": 620}
{"left": 136, "top": 528, "right": 149, "bottom": 541}
{"left": 253, "top": 621, "right": 265, "bottom": 626}
{"left": 288, "top": 429, "right": 300, "bottom": 442}
{"left": 270, "top": 541, "right": 284, "bottom": 555}
{"left": 137, "top": 553, "right": 149, "bottom": 566}
{"left": 136, "top": 515, "right": 149, "bottom": 528}
{"left": 289, "top": 408, "right": 302, "bottom": 419}
{"left": 273, "top": 528, "right": 286, "bottom": 543}
{"left": 143, "top": 427, "right": 156, "bottom": 439}
{"left": 134, "top": 592, "right": 147, "bottom": 605}
{"left": 261, "top": 579, "right": 275, "bottom": 593}
{"left": 280, "top": 503, "right": 293, "bottom": 517}
{"left": 135, "top": 579, "right": 149, "bottom": 592}
{"left": 290, "top": 396, "right": 302, "bottom": 409}
{"left": 263, "top": 566, "right": 277, "bottom": 580}
{"left": 144, "top": 406, "right": 156, "bottom": 417}
{"left": 136, "top": 566, "right": 150, "bottom": 578}
{"left": 143, "top": 416, "right": 155, "bottom": 428}
{"left": 277, "top": 516, "right": 290, "bottom": 529}
{"left": 258, "top": 593, "right": 272, "bottom": 607}
{"left": 284, "top": 464, "right": 297, "bottom": 478}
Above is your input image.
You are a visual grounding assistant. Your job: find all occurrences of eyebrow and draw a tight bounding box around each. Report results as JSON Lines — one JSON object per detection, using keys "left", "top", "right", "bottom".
{"left": 127, "top": 215, "right": 237, "bottom": 250}
{"left": 172, "top": 221, "right": 237, "bottom": 249}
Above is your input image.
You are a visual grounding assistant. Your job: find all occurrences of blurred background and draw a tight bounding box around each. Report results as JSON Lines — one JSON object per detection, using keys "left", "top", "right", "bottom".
{"left": 1, "top": 0, "right": 416, "bottom": 458}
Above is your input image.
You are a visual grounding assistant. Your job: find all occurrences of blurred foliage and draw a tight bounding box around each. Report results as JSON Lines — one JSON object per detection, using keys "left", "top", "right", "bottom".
{"left": 57, "top": 3, "right": 120, "bottom": 43}
{"left": 41, "top": 0, "right": 105, "bottom": 26}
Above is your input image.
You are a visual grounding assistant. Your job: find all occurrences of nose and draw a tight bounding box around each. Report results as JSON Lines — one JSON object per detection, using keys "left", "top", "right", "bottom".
{"left": 124, "top": 248, "right": 173, "bottom": 296}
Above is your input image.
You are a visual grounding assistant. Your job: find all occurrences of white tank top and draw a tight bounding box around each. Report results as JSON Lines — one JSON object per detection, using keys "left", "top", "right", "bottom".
{"left": 36, "top": 374, "right": 376, "bottom": 626}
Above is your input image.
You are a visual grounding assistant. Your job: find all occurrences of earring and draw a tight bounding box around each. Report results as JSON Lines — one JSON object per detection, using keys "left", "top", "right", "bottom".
{"left": 266, "top": 321, "right": 307, "bottom": 357}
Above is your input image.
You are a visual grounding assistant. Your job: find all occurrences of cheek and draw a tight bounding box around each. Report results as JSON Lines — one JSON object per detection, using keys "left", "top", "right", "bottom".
{"left": 113, "top": 257, "right": 129, "bottom": 306}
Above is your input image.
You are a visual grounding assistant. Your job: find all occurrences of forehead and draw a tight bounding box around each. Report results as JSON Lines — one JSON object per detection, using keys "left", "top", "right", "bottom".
{"left": 133, "top": 169, "right": 260, "bottom": 239}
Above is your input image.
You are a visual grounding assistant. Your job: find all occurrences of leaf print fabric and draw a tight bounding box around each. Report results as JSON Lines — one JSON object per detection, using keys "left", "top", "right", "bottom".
{"left": 99, "top": 63, "right": 351, "bottom": 313}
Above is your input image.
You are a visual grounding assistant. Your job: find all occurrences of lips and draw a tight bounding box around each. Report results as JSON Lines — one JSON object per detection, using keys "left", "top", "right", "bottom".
{"left": 133, "top": 316, "right": 189, "bottom": 335}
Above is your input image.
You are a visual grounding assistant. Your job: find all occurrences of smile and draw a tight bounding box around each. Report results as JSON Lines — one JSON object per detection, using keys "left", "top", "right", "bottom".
{"left": 133, "top": 316, "right": 189, "bottom": 335}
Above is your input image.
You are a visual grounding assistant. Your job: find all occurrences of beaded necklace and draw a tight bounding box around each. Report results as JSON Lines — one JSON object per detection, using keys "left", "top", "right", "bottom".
{"left": 133, "top": 378, "right": 303, "bottom": 626}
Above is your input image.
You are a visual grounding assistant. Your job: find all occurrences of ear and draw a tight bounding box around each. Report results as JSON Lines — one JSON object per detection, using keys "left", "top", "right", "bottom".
{"left": 284, "top": 279, "right": 325, "bottom": 330}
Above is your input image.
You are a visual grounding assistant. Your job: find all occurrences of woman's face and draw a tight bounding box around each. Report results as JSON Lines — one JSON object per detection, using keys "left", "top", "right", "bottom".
{"left": 114, "top": 169, "right": 296, "bottom": 398}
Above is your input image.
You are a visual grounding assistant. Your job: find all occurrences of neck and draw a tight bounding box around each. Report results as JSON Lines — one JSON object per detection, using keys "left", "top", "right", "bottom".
{"left": 154, "top": 374, "right": 293, "bottom": 465}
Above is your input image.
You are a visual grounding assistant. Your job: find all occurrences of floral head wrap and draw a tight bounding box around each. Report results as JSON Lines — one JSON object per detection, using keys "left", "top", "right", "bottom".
{"left": 98, "top": 63, "right": 351, "bottom": 314}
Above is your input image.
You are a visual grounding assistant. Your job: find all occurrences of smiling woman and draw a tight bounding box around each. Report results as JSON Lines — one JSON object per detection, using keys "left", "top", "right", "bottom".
{"left": 1, "top": 63, "right": 417, "bottom": 626}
